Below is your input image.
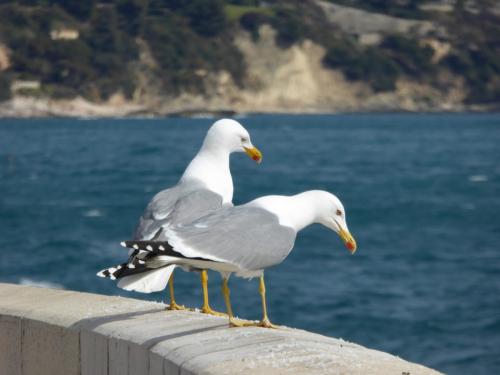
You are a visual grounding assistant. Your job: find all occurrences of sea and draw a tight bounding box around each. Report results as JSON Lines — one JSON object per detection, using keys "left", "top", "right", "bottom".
{"left": 1, "top": 114, "right": 499, "bottom": 374}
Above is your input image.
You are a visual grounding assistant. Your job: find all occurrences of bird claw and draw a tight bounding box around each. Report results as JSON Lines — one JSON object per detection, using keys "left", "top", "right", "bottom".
{"left": 229, "top": 317, "right": 251, "bottom": 327}
{"left": 166, "top": 302, "right": 188, "bottom": 311}
{"left": 257, "top": 318, "right": 279, "bottom": 329}
{"left": 201, "top": 306, "right": 227, "bottom": 317}
{"left": 229, "top": 317, "right": 279, "bottom": 329}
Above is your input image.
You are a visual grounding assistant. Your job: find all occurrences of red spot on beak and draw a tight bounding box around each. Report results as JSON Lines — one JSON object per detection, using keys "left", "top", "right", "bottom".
{"left": 346, "top": 241, "right": 356, "bottom": 252}
{"left": 252, "top": 155, "right": 260, "bottom": 161}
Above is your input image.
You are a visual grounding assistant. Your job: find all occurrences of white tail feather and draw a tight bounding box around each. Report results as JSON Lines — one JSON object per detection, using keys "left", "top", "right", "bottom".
{"left": 117, "top": 265, "right": 176, "bottom": 293}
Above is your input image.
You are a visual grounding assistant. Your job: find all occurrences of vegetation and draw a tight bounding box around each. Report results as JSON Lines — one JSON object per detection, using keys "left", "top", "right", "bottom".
{"left": 0, "top": 0, "right": 497, "bottom": 105}
{"left": 440, "top": 10, "right": 500, "bottom": 104}
{"left": 0, "top": 0, "right": 244, "bottom": 101}
{"left": 444, "top": 49, "right": 500, "bottom": 103}
{"left": 0, "top": 3, "right": 137, "bottom": 100}
{"left": 324, "top": 41, "right": 400, "bottom": 92}
{"left": 323, "top": 34, "right": 435, "bottom": 92}
{"left": 381, "top": 35, "right": 434, "bottom": 77}
{"left": 224, "top": 4, "right": 272, "bottom": 22}
{"left": 0, "top": 74, "right": 11, "bottom": 101}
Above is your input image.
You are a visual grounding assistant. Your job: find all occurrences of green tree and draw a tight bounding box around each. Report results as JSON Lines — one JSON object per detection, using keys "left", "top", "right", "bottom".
{"left": 381, "top": 35, "right": 434, "bottom": 77}
{"left": 240, "top": 12, "right": 267, "bottom": 41}
{"left": 323, "top": 41, "right": 400, "bottom": 92}
{"left": 182, "top": 0, "right": 227, "bottom": 37}
{"left": 0, "top": 73, "right": 11, "bottom": 102}
{"left": 116, "top": 0, "right": 147, "bottom": 36}
{"left": 49, "top": 0, "right": 95, "bottom": 20}
{"left": 272, "top": 7, "right": 304, "bottom": 48}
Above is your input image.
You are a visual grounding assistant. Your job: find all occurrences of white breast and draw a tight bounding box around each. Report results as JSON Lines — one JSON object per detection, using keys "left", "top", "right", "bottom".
{"left": 181, "top": 151, "right": 233, "bottom": 204}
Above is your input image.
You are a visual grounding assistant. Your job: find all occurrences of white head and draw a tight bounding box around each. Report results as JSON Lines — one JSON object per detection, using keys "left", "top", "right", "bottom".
{"left": 202, "top": 119, "right": 262, "bottom": 162}
{"left": 308, "top": 190, "right": 357, "bottom": 253}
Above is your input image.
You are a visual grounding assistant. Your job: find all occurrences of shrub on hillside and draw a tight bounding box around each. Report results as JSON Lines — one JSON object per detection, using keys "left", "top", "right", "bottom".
{"left": 444, "top": 49, "right": 500, "bottom": 104}
{"left": 271, "top": 7, "right": 304, "bottom": 48}
{"left": 0, "top": 74, "right": 11, "bottom": 102}
{"left": 166, "top": 0, "right": 227, "bottom": 37}
{"left": 50, "top": 0, "right": 95, "bottom": 21}
{"left": 381, "top": 35, "right": 434, "bottom": 77}
{"left": 239, "top": 12, "right": 268, "bottom": 41}
{"left": 323, "top": 41, "right": 399, "bottom": 92}
{"left": 116, "top": 0, "right": 147, "bottom": 36}
{"left": 145, "top": 11, "right": 245, "bottom": 93}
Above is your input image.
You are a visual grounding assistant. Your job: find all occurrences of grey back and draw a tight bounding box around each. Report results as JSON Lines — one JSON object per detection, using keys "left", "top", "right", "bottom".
{"left": 168, "top": 206, "right": 297, "bottom": 271}
{"left": 134, "top": 179, "right": 224, "bottom": 241}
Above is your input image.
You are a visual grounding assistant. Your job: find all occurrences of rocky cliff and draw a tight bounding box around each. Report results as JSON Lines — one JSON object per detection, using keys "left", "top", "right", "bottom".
{"left": 0, "top": 0, "right": 498, "bottom": 117}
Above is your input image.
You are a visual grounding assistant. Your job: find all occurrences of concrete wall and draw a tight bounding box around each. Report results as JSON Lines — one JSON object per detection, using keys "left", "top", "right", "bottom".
{"left": 0, "top": 283, "right": 441, "bottom": 375}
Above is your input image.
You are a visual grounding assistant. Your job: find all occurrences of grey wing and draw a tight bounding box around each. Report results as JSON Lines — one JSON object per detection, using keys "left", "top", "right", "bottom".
{"left": 134, "top": 186, "right": 225, "bottom": 241}
{"left": 134, "top": 185, "right": 182, "bottom": 240}
{"left": 167, "top": 207, "right": 297, "bottom": 271}
{"left": 165, "top": 189, "right": 225, "bottom": 228}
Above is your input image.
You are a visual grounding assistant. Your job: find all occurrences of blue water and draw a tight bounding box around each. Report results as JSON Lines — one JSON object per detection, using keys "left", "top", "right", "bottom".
{"left": 1, "top": 114, "right": 499, "bottom": 373}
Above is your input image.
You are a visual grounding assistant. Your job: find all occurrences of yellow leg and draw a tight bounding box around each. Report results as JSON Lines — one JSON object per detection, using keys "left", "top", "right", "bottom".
{"left": 166, "top": 271, "right": 186, "bottom": 311}
{"left": 222, "top": 278, "right": 246, "bottom": 327}
{"left": 257, "top": 275, "right": 278, "bottom": 328}
{"left": 200, "top": 271, "right": 226, "bottom": 316}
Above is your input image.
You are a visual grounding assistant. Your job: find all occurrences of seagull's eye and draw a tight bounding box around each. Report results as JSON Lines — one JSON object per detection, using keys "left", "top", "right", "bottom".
{"left": 241, "top": 137, "right": 248, "bottom": 143}
{"left": 336, "top": 209, "right": 342, "bottom": 216}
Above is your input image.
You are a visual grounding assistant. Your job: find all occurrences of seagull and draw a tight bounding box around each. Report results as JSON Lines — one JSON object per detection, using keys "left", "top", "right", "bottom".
{"left": 97, "top": 118, "right": 262, "bottom": 315}
{"left": 121, "top": 190, "right": 357, "bottom": 327}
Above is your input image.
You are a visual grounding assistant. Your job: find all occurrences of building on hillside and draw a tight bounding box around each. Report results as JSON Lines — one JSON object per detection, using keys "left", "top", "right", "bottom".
{"left": 419, "top": 0, "right": 455, "bottom": 13}
{"left": 11, "top": 80, "right": 41, "bottom": 93}
{"left": 50, "top": 28, "right": 79, "bottom": 40}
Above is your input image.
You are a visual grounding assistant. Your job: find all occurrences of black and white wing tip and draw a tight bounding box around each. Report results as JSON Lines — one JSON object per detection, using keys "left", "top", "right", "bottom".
{"left": 121, "top": 240, "right": 171, "bottom": 253}
{"left": 97, "top": 257, "right": 151, "bottom": 280}
{"left": 96, "top": 265, "right": 124, "bottom": 280}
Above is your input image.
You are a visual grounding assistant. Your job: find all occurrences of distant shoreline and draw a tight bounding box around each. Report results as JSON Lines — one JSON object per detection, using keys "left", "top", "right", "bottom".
{"left": 1, "top": 109, "right": 499, "bottom": 120}
{"left": 0, "top": 96, "right": 498, "bottom": 119}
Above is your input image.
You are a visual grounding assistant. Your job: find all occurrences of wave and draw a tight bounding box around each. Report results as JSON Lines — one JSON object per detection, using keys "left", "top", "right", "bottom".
{"left": 83, "top": 209, "right": 103, "bottom": 217}
{"left": 468, "top": 175, "right": 488, "bottom": 182}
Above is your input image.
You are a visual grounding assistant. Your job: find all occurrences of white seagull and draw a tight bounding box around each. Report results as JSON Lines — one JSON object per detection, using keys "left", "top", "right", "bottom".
{"left": 122, "top": 190, "right": 357, "bottom": 327}
{"left": 97, "top": 118, "right": 262, "bottom": 315}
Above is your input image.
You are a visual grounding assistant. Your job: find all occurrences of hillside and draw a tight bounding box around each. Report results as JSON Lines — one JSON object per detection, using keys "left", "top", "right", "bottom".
{"left": 0, "top": 0, "right": 499, "bottom": 116}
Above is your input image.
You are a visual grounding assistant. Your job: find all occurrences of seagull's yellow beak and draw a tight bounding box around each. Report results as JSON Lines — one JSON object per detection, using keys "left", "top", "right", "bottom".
{"left": 244, "top": 146, "right": 263, "bottom": 164}
{"left": 338, "top": 227, "right": 357, "bottom": 254}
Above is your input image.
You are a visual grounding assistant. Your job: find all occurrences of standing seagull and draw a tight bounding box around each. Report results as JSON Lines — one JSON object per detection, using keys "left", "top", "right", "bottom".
{"left": 122, "top": 190, "right": 357, "bottom": 327}
{"left": 97, "top": 119, "right": 262, "bottom": 315}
